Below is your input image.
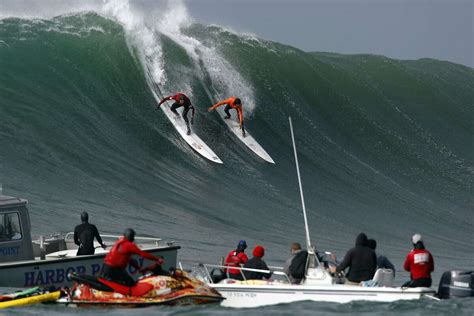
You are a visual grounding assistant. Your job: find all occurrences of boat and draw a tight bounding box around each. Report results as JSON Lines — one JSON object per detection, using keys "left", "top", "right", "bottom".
{"left": 0, "top": 195, "right": 179, "bottom": 288}
{"left": 198, "top": 117, "right": 436, "bottom": 308}
{"left": 202, "top": 264, "right": 434, "bottom": 307}
{"left": 56, "top": 270, "right": 224, "bottom": 307}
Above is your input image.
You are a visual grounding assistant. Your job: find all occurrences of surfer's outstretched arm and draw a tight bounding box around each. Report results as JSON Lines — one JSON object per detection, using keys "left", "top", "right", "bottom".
{"left": 208, "top": 98, "right": 233, "bottom": 112}
{"left": 157, "top": 95, "right": 173, "bottom": 108}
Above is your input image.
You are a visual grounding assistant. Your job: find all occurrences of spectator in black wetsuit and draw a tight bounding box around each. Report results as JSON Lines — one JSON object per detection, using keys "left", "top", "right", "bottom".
{"left": 336, "top": 233, "right": 377, "bottom": 285}
{"left": 243, "top": 245, "right": 272, "bottom": 280}
{"left": 74, "top": 212, "right": 106, "bottom": 256}
{"left": 367, "top": 238, "right": 396, "bottom": 276}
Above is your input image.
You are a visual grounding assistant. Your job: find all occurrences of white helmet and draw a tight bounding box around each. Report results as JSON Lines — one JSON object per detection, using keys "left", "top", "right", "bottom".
{"left": 412, "top": 234, "right": 423, "bottom": 244}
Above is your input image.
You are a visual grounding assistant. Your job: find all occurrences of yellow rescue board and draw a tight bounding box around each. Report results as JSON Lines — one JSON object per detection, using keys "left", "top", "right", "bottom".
{"left": 0, "top": 291, "right": 61, "bottom": 309}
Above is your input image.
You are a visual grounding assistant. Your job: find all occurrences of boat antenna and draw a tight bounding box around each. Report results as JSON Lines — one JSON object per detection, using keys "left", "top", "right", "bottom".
{"left": 289, "top": 117, "right": 314, "bottom": 254}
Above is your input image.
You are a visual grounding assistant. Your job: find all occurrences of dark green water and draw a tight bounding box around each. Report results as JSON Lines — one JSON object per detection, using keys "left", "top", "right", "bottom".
{"left": 1, "top": 11, "right": 473, "bottom": 315}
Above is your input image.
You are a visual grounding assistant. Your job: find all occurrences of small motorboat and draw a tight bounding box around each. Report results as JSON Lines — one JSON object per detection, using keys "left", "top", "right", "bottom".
{"left": 0, "top": 194, "right": 179, "bottom": 288}
{"left": 198, "top": 118, "right": 473, "bottom": 308}
{"left": 57, "top": 270, "right": 224, "bottom": 307}
{"left": 196, "top": 117, "right": 438, "bottom": 308}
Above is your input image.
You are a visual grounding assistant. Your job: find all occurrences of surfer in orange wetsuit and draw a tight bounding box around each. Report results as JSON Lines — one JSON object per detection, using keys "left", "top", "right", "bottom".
{"left": 208, "top": 97, "right": 246, "bottom": 137}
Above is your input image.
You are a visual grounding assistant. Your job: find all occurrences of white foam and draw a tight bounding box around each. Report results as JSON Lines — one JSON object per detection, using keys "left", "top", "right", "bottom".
{"left": 0, "top": 40, "right": 10, "bottom": 47}
{"left": 2, "top": 0, "right": 258, "bottom": 113}
{"left": 0, "top": 0, "right": 100, "bottom": 20}
{"left": 100, "top": 0, "right": 166, "bottom": 85}
{"left": 151, "top": 0, "right": 256, "bottom": 113}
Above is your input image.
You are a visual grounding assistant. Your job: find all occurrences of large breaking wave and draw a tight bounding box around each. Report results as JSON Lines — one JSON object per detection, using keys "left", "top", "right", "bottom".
{"left": 1, "top": 0, "right": 473, "bottom": 283}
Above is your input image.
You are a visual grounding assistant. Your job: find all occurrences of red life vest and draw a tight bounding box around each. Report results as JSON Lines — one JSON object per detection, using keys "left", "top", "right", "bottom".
{"left": 224, "top": 250, "right": 249, "bottom": 275}
{"left": 104, "top": 238, "right": 130, "bottom": 269}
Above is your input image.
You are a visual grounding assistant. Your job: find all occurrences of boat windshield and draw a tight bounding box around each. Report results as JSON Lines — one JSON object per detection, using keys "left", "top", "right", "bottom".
{"left": 0, "top": 211, "right": 23, "bottom": 242}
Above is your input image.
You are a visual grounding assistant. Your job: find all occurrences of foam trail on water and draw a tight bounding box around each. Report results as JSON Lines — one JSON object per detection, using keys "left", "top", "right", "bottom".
{"left": 153, "top": 1, "right": 256, "bottom": 113}
{"left": 101, "top": 0, "right": 166, "bottom": 87}
{"left": 1, "top": 0, "right": 258, "bottom": 113}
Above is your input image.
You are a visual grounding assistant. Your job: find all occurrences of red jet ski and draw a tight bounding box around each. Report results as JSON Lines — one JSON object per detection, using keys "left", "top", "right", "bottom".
{"left": 58, "top": 269, "right": 224, "bottom": 307}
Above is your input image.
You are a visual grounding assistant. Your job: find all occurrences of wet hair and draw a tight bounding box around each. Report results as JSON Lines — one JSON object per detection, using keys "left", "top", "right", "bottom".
{"left": 291, "top": 242, "right": 302, "bottom": 251}
{"left": 81, "top": 212, "right": 89, "bottom": 223}
{"left": 414, "top": 241, "right": 425, "bottom": 250}
{"left": 234, "top": 98, "right": 241, "bottom": 105}
{"left": 124, "top": 228, "right": 136, "bottom": 242}
{"left": 179, "top": 94, "right": 185, "bottom": 101}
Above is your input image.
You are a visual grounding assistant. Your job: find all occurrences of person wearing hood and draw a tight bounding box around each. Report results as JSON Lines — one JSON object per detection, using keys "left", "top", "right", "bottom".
{"left": 243, "top": 245, "right": 272, "bottom": 280}
{"left": 402, "top": 234, "right": 434, "bottom": 287}
{"left": 335, "top": 233, "right": 377, "bottom": 284}
{"left": 367, "top": 238, "right": 396, "bottom": 277}
{"left": 224, "top": 240, "right": 249, "bottom": 280}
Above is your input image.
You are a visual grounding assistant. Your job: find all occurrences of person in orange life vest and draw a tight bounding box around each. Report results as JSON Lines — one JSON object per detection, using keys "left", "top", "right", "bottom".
{"left": 224, "top": 240, "right": 249, "bottom": 280}
{"left": 402, "top": 234, "right": 434, "bottom": 288}
{"left": 208, "top": 97, "right": 246, "bottom": 137}
{"left": 157, "top": 93, "right": 195, "bottom": 135}
{"left": 102, "top": 228, "right": 164, "bottom": 286}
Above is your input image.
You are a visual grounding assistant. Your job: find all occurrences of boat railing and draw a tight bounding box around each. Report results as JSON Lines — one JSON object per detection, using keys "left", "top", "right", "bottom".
{"left": 64, "top": 232, "right": 162, "bottom": 247}
{"left": 201, "top": 263, "right": 291, "bottom": 284}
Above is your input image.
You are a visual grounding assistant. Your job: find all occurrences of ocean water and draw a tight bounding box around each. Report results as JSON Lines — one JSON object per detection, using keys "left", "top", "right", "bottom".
{"left": 1, "top": 1, "right": 473, "bottom": 314}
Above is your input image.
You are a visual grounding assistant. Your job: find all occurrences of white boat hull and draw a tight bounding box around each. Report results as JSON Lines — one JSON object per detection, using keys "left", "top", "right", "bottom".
{"left": 211, "top": 283, "right": 435, "bottom": 308}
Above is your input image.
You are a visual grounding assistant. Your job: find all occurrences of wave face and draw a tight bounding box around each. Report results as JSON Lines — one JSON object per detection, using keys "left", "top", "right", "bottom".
{"left": 1, "top": 7, "right": 473, "bottom": 285}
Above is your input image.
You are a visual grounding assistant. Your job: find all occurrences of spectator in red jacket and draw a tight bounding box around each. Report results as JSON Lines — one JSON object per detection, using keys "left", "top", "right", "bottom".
{"left": 224, "top": 240, "right": 249, "bottom": 280}
{"left": 102, "top": 228, "right": 163, "bottom": 286}
{"left": 402, "top": 234, "right": 434, "bottom": 287}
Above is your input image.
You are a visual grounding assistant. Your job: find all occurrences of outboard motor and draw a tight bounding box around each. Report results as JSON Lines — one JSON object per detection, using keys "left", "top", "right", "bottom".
{"left": 437, "top": 270, "right": 474, "bottom": 299}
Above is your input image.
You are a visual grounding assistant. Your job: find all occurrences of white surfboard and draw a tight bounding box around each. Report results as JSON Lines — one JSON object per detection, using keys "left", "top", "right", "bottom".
{"left": 215, "top": 106, "right": 275, "bottom": 164}
{"left": 160, "top": 104, "right": 223, "bottom": 164}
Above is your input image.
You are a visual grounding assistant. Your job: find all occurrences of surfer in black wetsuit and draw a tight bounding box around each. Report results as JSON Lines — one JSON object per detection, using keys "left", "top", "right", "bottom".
{"left": 74, "top": 212, "right": 106, "bottom": 256}
{"left": 157, "top": 93, "right": 195, "bottom": 135}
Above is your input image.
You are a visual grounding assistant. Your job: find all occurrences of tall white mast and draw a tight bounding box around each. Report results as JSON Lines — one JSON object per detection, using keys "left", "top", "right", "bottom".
{"left": 289, "top": 117, "right": 314, "bottom": 253}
